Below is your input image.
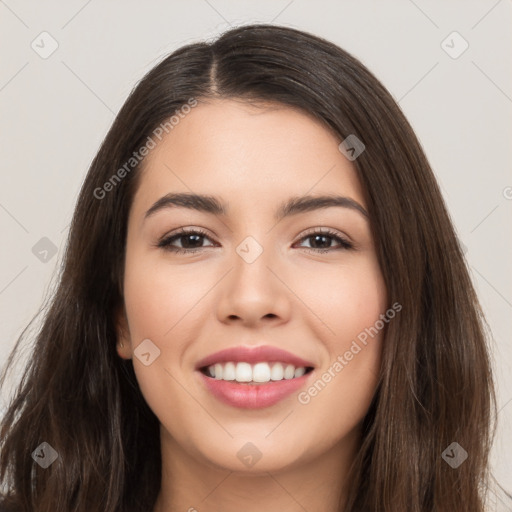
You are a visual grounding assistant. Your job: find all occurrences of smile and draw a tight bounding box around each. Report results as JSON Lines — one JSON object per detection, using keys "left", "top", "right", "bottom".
{"left": 195, "top": 344, "right": 316, "bottom": 409}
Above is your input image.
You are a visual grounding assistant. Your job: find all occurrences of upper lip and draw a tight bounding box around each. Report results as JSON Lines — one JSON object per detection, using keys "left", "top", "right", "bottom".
{"left": 195, "top": 345, "right": 315, "bottom": 370}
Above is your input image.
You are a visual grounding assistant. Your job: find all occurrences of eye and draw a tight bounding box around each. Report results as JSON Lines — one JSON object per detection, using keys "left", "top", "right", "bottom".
{"left": 294, "top": 228, "right": 353, "bottom": 253}
{"left": 156, "top": 227, "right": 354, "bottom": 255}
{"left": 157, "top": 228, "right": 216, "bottom": 254}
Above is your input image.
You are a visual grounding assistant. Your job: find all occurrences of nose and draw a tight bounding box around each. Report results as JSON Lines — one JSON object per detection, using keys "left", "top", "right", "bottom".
{"left": 215, "top": 243, "right": 292, "bottom": 328}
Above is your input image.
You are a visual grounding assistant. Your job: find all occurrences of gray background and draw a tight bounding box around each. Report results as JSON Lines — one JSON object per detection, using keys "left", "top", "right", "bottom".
{"left": 1, "top": 0, "right": 511, "bottom": 502}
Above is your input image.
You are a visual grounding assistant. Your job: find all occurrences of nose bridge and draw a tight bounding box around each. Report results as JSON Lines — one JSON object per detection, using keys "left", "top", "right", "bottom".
{"left": 231, "top": 233, "right": 275, "bottom": 294}
{"left": 215, "top": 232, "right": 290, "bottom": 324}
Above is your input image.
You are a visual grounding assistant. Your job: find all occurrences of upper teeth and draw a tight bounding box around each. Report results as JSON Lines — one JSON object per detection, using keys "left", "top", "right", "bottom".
{"left": 206, "top": 362, "right": 307, "bottom": 383}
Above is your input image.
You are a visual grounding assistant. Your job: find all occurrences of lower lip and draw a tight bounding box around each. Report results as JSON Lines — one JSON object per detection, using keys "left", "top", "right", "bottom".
{"left": 198, "top": 371, "right": 313, "bottom": 409}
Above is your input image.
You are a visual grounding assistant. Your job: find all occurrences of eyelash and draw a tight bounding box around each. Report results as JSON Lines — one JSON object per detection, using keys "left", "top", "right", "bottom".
{"left": 156, "top": 227, "right": 354, "bottom": 255}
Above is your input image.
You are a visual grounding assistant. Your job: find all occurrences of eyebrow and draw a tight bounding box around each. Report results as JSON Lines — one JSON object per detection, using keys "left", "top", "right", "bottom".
{"left": 144, "top": 192, "right": 369, "bottom": 222}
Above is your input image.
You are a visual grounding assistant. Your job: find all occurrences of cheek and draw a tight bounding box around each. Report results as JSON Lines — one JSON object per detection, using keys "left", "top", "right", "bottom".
{"left": 294, "top": 255, "right": 387, "bottom": 345}
{"left": 293, "top": 257, "right": 386, "bottom": 420}
{"left": 122, "top": 257, "right": 207, "bottom": 429}
{"left": 122, "top": 251, "right": 212, "bottom": 344}
{"left": 122, "top": 249, "right": 230, "bottom": 416}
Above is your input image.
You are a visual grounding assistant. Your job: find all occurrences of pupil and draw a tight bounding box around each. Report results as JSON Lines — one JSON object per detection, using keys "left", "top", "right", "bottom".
{"left": 183, "top": 234, "right": 202, "bottom": 248}
{"left": 312, "top": 235, "right": 329, "bottom": 249}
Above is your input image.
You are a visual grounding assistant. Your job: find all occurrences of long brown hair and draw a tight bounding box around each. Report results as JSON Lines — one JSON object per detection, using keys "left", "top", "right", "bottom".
{"left": 0, "top": 23, "right": 503, "bottom": 511}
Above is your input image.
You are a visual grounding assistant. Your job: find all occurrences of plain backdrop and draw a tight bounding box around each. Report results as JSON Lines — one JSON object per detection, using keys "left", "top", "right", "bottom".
{"left": 1, "top": 0, "right": 511, "bottom": 504}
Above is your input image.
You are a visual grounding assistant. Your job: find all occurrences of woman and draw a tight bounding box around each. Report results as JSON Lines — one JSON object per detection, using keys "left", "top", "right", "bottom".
{"left": 0, "top": 23, "right": 506, "bottom": 511}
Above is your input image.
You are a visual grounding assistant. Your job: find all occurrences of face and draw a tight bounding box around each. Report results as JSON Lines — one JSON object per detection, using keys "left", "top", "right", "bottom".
{"left": 116, "top": 98, "right": 387, "bottom": 474}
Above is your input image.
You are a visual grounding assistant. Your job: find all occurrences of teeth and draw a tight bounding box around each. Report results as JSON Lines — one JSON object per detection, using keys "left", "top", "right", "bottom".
{"left": 270, "top": 363, "right": 284, "bottom": 381}
{"left": 205, "top": 362, "right": 309, "bottom": 383}
{"left": 284, "top": 364, "right": 295, "bottom": 379}
{"left": 223, "top": 362, "right": 236, "bottom": 380}
{"left": 294, "top": 366, "right": 306, "bottom": 377}
{"left": 236, "top": 362, "right": 252, "bottom": 382}
{"left": 252, "top": 362, "right": 271, "bottom": 382}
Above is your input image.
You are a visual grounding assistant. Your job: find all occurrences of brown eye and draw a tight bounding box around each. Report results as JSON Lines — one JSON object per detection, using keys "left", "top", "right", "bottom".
{"left": 295, "top": 228, "right": 353, "bottom": 253}
{"left": 157, "top": 228, "right": 216, "bottom": 254}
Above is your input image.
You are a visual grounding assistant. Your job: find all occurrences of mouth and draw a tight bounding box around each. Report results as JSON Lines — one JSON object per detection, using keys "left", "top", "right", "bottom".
{"left": 195, "top": 345, "right": 316, "bottom": 409}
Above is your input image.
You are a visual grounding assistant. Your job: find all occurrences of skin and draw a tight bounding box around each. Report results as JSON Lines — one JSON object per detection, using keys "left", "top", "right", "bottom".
{"left": 116, "top": 98, "right": 387, "bottom": 512}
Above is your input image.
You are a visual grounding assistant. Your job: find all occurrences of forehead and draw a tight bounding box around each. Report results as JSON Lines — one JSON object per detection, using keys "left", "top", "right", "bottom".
{"left": 131, "top": 98, "right": 367, "bottom": 218}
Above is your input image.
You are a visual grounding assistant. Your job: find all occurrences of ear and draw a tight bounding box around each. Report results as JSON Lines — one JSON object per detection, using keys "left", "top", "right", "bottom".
{"left": 115, "top": 304, "right": 132, "bottom": 359}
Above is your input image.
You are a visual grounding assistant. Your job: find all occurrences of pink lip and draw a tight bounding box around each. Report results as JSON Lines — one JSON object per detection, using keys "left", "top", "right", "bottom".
{"left": 195, "top": 345, "right": 315, "bottom": 409}
{"left": 195, "top": 345, "right": 315, "bottom": 370}
{"left": 197, "top": 371, "right": 314, "bottom": 409}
